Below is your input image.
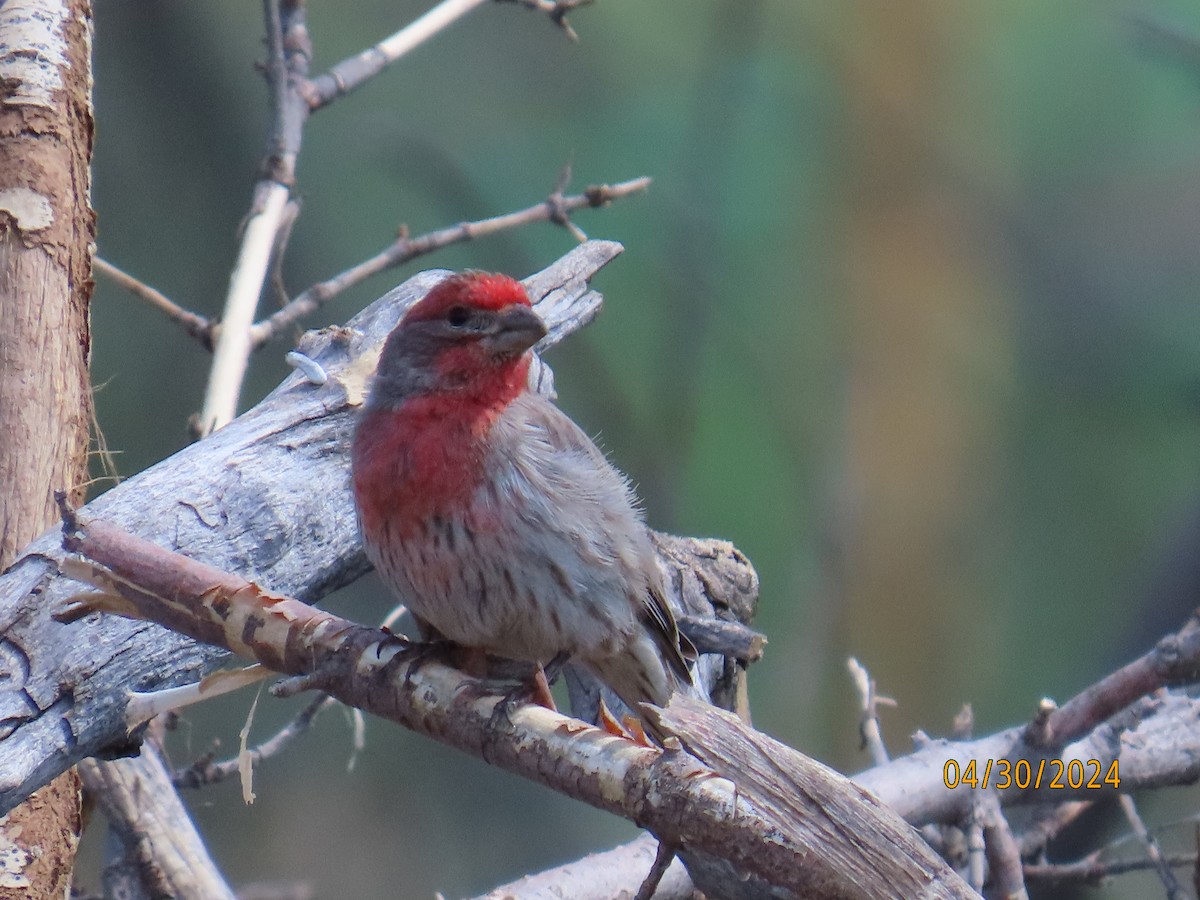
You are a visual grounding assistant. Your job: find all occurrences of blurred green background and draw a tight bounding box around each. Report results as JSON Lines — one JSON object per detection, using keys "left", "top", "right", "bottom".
{"left": 81, "top": 0, "right": 1200, "bottom": 897}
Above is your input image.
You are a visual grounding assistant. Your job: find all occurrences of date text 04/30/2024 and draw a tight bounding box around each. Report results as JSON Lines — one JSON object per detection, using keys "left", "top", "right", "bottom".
{"left": 943, "top": 758, "right": 1120, "bottom": 791}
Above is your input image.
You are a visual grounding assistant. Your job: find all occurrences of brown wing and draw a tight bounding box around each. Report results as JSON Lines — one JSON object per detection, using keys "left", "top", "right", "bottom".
{"left": 644, "top": 582, "right": 697, "bottom": 687}
{"left": 509, "top": 392, "right": 696, "bottom": 686}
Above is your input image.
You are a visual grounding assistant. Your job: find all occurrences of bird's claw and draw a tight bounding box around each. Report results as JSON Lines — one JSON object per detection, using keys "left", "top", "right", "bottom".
{"left": 595, "top": 697, "right": 654, "bottom": 746}
{"left": 486, "top": 664, "right": 559, "bottom": 734}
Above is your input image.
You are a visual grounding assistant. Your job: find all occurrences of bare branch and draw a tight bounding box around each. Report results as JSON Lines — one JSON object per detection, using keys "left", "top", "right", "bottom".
{"left": 1024, "top": 853, "right": 1197, "bottom": 887}
{"left": 198, "top": 1, "right": 312, "bottom": 435}
{"left": 1024, "top": 610, "right": 1200, "bottom": 750}
{"left": 57, "top": 517, "right": 973, "bottom": 900}
{"left": 306, "top": 0, "right": 490, "bottom": 109}
{"left": 1119, "top": 793, "right": 1184, "bottom": 898}
{"left": 173, "top": 693, "right": 336, "bottom": 790}
{"left": 94, "top": 258, "right": 214, "bottom": 348}
{"left": 851, "top": 601, "right": 1200, "bottom": 828}
{"left": 964, "top": 797, "right": 985, "bottom": 892}
{"left": 1016, "top": 800, "right": 1093, "bottom": 856}
{"left": 980, "top": 794, "right": 1027, "bottom": 899}
{"left": 497, "top": 0, "right": 594, "bottom": 41}
{"left": 473, "top": 833, "right": 693, "bottom": 900}
{"left": 79, "top": 744, "right": 236, "bottom": 900}
{"left": 633, "top": 840, "right": 677, "bottom": 900}
{"left": 479, "top": 571, "right": 1200, "bottom": 896}
{"left": 248, "top": 176, "right": 651, "bottom": 347}
{"left": 676, "top": 614, "right": 765, "bottom": 662}
{"left": 848, "top": 656, "right": 893, "bottom": 767}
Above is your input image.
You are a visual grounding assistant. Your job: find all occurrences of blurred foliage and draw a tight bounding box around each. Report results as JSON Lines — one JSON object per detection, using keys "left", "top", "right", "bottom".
{"left": 82, "top": 0, "right": 1200, "bottom": 897}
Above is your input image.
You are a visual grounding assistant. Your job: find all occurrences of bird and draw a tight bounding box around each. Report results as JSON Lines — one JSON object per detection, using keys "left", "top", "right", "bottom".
{"left": 350, "top": 271, "right": 694, "bottom": 723}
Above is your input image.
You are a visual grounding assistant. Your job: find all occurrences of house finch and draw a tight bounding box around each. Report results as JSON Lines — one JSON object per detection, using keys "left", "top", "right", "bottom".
{"left": 351, "top": 271, "right": 694, "bottom": 718}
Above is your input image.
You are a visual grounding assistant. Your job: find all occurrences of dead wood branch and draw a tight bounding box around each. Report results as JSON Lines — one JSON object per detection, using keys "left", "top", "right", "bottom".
{"left": 0, "top": 243, "right": 618, "bottom": 810}
{"left": 473, "top": 834, "right": 693, "bottom": 900}
{"left": 79, "top": 744, "right": 236, "bottom": 900}
{"left": 248, "top": 175, "right": 651, "bottom": 348}
{"left": 55, "top": 511, "right": 973, "bottom": 900}
{"left": 495, "top": 627, "right": 1200, "bottom": 897}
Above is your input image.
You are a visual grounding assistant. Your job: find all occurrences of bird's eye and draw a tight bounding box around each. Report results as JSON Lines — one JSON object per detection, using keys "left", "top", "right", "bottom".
{"left": 446, "top": 306, "right": 470, "bottom": 328}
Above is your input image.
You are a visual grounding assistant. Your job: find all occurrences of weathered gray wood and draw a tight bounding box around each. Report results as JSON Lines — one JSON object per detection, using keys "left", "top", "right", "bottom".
{"left": 474, "top": 833, "right": 693, "bottom": 900}
{"left": 855, "top": 692, "right": 1200, "bottom": 824}
{"left": 79, "top": 744, "right": 236, "bottom": 900}
{"left": 0, "top": 241, "right": 624, "bottom": 812}
{"left": 651, "top": 697, "right": 975, "bottom": 900}
{"left": 60, "top": 512, "right": 970, "bottom": 900}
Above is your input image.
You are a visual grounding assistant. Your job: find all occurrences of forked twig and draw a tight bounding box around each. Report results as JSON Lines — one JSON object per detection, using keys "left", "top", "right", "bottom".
{"left": 249, "top": 175, "right": 650, "bottom": 347}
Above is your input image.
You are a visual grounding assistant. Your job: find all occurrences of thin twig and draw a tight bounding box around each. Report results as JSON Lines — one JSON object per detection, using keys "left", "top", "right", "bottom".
{"left": 1017, "top": 800, "right": 1093, "bottom": 856}
{"left": 173, "top": 693, "right": 336, "bottom": 790}
{"left": 198, "top": 0, "right": 311, "bottom": 436}
{"left": 499, "top": 0, "right": 594, "bottom": 41}
{"left": 633, "top": 841, "right": 677, "bottom": 900}
{"left": 268, "top": 200, "right": 302, "bottom": 312}
{"left": 546, "top": 162, "right": 588, "bottom": 241}
{"left": 248, "top": 175, "right": 651, "bottom": 347}
{"left": 94, "top": 258, "right": 213, "bottom": 348}
{"left": 306, "top": 0, "right": 490, "bottom": 109}
{"left": 1119, "top": 793, "right": 1185, "bottom": 898}
{"left": 847, "top": 657, "right": 893, "bottom": 766}
{"left": 88, "top": 389, "right": 123, "bottom": 489}
{"left": 1024, "top": 853, "right": 1197, "bottom": 887}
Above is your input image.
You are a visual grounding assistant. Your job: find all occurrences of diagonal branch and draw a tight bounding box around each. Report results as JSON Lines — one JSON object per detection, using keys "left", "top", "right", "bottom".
{"left": 1119, "top": 793, "right": 1184, "bottom": 898}
{"left": 79, "top": 745, "right": 236, "bottom": 900}
{"left": 172, "top": 693, "right": 336, "bottom": 790}
{"left": 304, "top": 0, "right": 596, "bottom": 110}
{"left": 96, "top": 176, "right": 648, "bottom": 355}
{"left": 57, "top": 514, "right": 974, "bottom": 900}
{"left": 248, "top": 175, "right": 651, "bottom": 347}
{"left": 306, "top": 0, "right": 490, "bottom": 110}
{"left": 94, "top": 258, "right": 214, "bottom": 349}
{"left": 1023, "top": 611, "right": 1200, "bottom": 750}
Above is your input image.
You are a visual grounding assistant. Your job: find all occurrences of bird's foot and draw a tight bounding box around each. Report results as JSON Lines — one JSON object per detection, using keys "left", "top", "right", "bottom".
{"left": 477, "top": 662, "right": 561, "bottom": 765}
{"left": 484, "top": 662, "right": 559, "bottom": 734}
{"left": 595, "top": 697, "right": 654, "bottom": 747}
{"left": 392, "top": 637, "right": 464, "bottom": 690}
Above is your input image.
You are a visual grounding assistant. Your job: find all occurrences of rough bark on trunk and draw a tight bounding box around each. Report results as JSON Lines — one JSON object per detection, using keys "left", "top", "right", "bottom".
{"left": 0, "top": 0, "right": 95, "bottom": 895}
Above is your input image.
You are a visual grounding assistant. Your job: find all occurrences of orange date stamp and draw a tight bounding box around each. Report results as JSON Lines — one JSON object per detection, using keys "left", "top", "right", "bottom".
{"left": 943, "top": 758, "right": 1120, "bottom": 791}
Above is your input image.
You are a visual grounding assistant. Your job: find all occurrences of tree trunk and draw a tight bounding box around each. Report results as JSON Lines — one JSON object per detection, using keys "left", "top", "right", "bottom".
{"left": 0, "top": 0, "right": 95, "bottom": 896}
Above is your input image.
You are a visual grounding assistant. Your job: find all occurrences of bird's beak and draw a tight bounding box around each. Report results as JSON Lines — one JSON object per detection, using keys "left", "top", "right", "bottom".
{"left": 489, "top": 304, "right": 548, "bottom": 356}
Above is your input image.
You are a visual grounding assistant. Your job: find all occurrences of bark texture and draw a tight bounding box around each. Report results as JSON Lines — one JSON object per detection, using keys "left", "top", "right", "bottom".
{"left": 56, "top": 514, "right": 973, "bottom": 900}
{"left": 0, "top": 1, "right": 94, "bottom": 896}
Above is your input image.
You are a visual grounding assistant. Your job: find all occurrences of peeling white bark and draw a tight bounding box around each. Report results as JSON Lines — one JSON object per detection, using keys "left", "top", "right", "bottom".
{"left": 0, "top": 188, "right": 54, "bottom": 232}
{"left": 0, "top": 0, "right": 69, "bottom": 110}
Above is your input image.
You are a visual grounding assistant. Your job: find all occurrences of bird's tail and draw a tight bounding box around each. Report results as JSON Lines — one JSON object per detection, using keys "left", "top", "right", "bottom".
{"left": 567, "top": 634, "right": 709, "bottom": 740}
